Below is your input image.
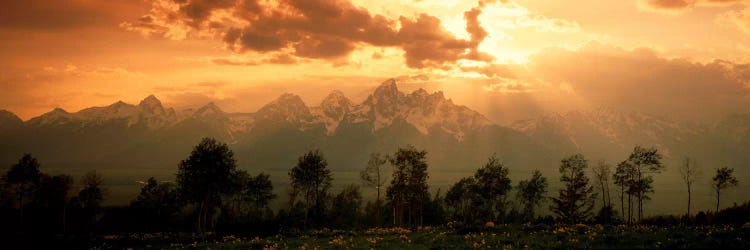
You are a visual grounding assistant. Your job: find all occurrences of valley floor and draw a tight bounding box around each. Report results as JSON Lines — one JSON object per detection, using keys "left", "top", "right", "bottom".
{"left": 95, "top": 224, "right": 749, "bottom": 249}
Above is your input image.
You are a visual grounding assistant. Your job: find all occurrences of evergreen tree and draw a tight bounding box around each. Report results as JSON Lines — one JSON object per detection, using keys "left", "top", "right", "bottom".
{"left": 550, "top": 154, "right": 596, "bottom": 224}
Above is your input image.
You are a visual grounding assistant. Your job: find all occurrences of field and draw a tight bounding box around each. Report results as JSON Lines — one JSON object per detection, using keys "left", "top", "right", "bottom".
{"left": 95, "top": 224, "right": 750, "bottom": 249}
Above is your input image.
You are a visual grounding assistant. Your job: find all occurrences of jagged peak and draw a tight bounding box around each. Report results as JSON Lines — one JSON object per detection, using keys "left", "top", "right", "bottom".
{"left": 411, "top": 88, "right": 429, "bottom": 97}
{"left": 431, "top": 91, "right": 445, "bottom": 100}
{"left": 138, "top": 94, "right": 162, "bottom": 108}
{"left": 321, "top": 90, "right": 351, "bottom": 106}
{"left": 381, "top": 78, "right": 397, "bottom": 87}
{"left": 109, "top": 100, "right": 134, "bottom": 108}
{"left": 197, "top": 102, "right": 222, "bottom": 112}
{"left": 50, "top": 107, "right": 69, "bottom": 114}
{"left": 0, "top": 109, "right": 17, "bottom": 116}
{"left": 325, "top": 90, "right": 346, "bottom": 99}
{"left": 276, "top": 92, "right": 302, "bottom": 102}
{"left": 0, "top": 109, "right": 22, "bottom": 121}
{"left": 268, "top": 93, "right": 307, "bottom": 108}
{"left": 374, "top": 78, "right": 400, "bottom": 97}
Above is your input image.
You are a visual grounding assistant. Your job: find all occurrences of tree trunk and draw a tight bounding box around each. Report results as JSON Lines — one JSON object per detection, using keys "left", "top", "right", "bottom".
{"left": 376, "top": 186, "right": 381, "bottom": 226}
{"left": 638, "top": 191, "right": 643, "bottom": 222}
{"left": 600, "top": 181, "right": 607, "bottom": 207}
{"left": 688, "top": 185, "right": 691, "bottom": 218}
{"left": 197, "top": 202, "right": 204, "bottom": 233}
{"left": 62, "top": 203, "right": 67, "bottom": 234}
{"left": 716, "top": 189, "right": 720, "bottom": 214}
{"left": 19, "top": 193, "right": 24, "bottom": 229}
{"left": 605, "top": 180, "right": 611, "bottom": 208}
{"left": 627, "top": 193, "right": 632, "bottom": 224}
{"left": 304, "top": 191, "right": 310, "bottom": 229}
{"left": 391, "top": 203, "right": 396, "bottom": 226}
{"left": 620, "top": 185, "right": 625, "bottom": 220}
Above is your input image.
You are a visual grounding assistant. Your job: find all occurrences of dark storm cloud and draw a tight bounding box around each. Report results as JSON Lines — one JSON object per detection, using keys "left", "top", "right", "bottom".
{"left": 125, "top": 0, "right": 497, "bottom": 69}
{"left": 0, "top": 0, "right": 142, "bottom": 31}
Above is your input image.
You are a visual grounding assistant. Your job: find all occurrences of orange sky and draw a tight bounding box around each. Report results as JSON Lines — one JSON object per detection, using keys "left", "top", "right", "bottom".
{"left": 2, "top": 0, "right": 750, "bottom": 123}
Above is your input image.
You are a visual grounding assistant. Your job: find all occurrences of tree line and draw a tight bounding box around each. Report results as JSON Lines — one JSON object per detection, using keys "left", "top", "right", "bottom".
{"left": 0, "top": 138, "right": 744, "bottom": 237}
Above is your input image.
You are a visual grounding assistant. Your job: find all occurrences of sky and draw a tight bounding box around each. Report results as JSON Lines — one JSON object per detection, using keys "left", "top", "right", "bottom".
{"left": 1, "top": 0, "right": 750, "bottom": 123}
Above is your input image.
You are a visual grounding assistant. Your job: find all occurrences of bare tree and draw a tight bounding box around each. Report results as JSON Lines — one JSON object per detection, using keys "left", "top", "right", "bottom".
{"left": 361, "top": 153, "right": 388, "bottom": 205}
{"left": 678, "top": 157, "right": 700, "bottom": 217}
{"left": 360, "top": 153, "right": 388, "bottom": 225}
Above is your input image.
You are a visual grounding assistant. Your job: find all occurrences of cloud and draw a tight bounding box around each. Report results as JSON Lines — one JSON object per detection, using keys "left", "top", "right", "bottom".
{"left": 123, "top": 0, "right": 497, "bottom": 69}
{"left": 482, "top": 79, "right": 540, "bottom": 93}
{"left": 0, "top": 0, "right": 141, "bottom": 31}
{"left": 526, "top": 43, "right": 750, "bottom": 120}
{"left": 637, "top": 0, "right": 744, "bottom": 12}
{"left": 41, "top": 64, "right": 147, "bottom": 79}
{"left": 209, "top": 54, "right": 301, "bottom": 66}
{"left": 717, "top": 5, "right": 750, "bottom": 34}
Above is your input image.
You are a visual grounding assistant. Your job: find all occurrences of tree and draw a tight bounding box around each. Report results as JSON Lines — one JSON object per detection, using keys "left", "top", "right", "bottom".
{"left": 176, "top": 138, "right": 239, "bottom": 233}
{"left": 592, "top": 160, "right": 612, "bottom": 208}
{"left": 246, "top": 173, "right": 276, "bottom": 215}
{"left": 330, "top": 184, "right": 363, "bottom": 228}
{"left": 516, "top": 170, "right": 548, "bottom": 221}
{"left": 712, "top": 167, "right": 739, "bottom": 213}
{"left": 550, "top": 154, "right": 596, "bottom": 224}
{"left": 472, "top": 155, "right": 512, "bottom": 222}
{"left": 613, "top": 160, "right": 637, "bottom": 224}
{"left": 4, "top": 154, "right": 43, "bottom": 227}
{"left": 289, "top": 150, "right": 332, "bottom": 228}
{"left": 76, "top": 171, "right": 106, "bottom": 228}
{"left": 445, "top": 177, "right": 477, "bottom": 224}
{"left": 386, "top": 145, "right": 429, "bottom": 227}
{"left": 131, "top": 177, "right": 178, "bottom": 229}
{"left": 360, "top": 153, "right": 388, "bottom": 225}
{"left": 679, "top": 157, "right": 700, "bottom": 217}
{"left": 626, "top": 146, "right": 664, "bottom": 221}
{"left": 35, "top": 174, "right": 74, "bottom": 233}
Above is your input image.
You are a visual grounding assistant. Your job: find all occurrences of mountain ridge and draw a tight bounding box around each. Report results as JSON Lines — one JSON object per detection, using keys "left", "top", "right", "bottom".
{"left": 6, "top": 79, "right": 490, "bottom": 141}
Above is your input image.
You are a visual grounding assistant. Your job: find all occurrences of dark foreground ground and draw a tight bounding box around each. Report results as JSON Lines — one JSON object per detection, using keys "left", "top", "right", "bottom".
{"left": 88, "top": 224, "right": 749, "bottom": 249}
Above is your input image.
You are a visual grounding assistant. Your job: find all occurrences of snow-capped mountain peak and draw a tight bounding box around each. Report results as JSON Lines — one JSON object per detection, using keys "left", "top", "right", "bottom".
{"left": 320, "top": 90, "right": 353, "bottom": 119}
{"left": 11, "top": 80, "right": 493, "bottom": 141}
{"left": 510, "top": 107, "right": 708, "bottom": 158}
{"left": 28, "top": 107, "right": 75, "bottom": 127}
{"left": 193, "top": 102, "right": 224, "bottom": 118}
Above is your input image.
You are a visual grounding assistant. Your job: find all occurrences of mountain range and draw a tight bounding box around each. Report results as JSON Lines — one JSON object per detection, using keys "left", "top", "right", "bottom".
{"left": 1, "top": 79, "right": 749, "bottom": 203}
{"left": 0, "top": 80, "right": 553, "bottom": 175}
